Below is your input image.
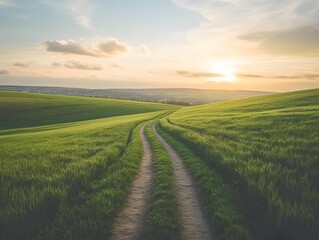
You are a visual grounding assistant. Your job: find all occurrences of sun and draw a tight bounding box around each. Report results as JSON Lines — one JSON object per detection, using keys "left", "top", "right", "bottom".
{"left": 206, "top": 61, "right": 238, "bottom": 82}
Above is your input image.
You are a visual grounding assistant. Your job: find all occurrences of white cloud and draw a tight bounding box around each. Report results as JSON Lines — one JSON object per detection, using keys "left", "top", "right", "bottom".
{"left": 67, "top": 0, "right": 94, "bottom": 30}
{"left": 64, "top": 59, "right": 103, "bottom": 70}
{"left": 172, "top": 0, "right": 319, "bottom": 31}
{"left": 43, "top": 38, "right": 131, "bottom": 57}
{"left": 43, "top": 39, "right": 97, "bottom": 56}
{"left": 43, "top": 0, "right": 94, "bottom": 30}
{"left": 98, "top": 38, "right": 131, "bottom": 56}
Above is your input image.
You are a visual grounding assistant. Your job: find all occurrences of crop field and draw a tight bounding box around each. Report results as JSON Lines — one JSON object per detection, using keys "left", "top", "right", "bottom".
{"left": 160, "top": 89, "right": 319, "bottom": 239}
{"left": 0, "top": 89, "right": 318, "bottom": 240}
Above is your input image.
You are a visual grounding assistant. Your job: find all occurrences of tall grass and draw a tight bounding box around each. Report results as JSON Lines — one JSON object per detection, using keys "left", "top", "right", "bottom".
{"left": 0, "top": 112, "right": 161, "bottom": 240}
{"left": 156, "top": 124, "right": 253, "bottom": 240}
{"left": 160, "top": 89, "right": 319, "bottom": 239}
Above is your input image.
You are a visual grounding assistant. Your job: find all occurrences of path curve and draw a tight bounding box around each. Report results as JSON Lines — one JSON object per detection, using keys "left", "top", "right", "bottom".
{"left": 153, "top": 124, "right": 214, "bottom": 240}
{"left": 111, "top": 124, "right": 154, "bottom": 240}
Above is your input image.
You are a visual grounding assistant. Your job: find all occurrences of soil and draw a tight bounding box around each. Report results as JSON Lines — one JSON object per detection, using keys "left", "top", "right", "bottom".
{"left": 110, "top": 125, "right": 154, "bottom": 240}
{"left": 111, "top": 124, "right": 213, "bottom": 240}
{"left": 153, "top": 124, "right": 214, "bottom": 240}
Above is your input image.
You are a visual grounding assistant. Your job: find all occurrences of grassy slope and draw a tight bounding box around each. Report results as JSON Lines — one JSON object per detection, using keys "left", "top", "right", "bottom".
{"left": 160, "top": 89, "right": 319, "bottom": 239}
{"left": 0, "top": 91, "right": 177, "bottom": 239}
{"left": 157, "top": 124, "right": 253, "bottom": 240}
{"left": 0, "top": 90, "right": 178, "bottom": 130}
{"left": 0, "top": 112, "right": 163, "bottom": 240}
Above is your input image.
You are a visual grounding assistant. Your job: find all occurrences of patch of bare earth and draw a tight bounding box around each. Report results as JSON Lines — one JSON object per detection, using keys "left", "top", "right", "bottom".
{"left": 153, "top": 125, "right": 214, "bottom": 240}
{"left": 110, "top": 125, "right": 154, "bottom": 240}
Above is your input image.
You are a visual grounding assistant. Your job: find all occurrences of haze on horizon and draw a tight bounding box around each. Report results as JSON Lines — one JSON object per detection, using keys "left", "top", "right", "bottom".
{"left": 0, "top": 0, "right": 319, "bottom": 92}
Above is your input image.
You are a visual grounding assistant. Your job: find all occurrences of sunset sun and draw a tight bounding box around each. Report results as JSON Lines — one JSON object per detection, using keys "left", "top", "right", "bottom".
{"left": 206, "top": 61, "right": 238, "bottom": 82}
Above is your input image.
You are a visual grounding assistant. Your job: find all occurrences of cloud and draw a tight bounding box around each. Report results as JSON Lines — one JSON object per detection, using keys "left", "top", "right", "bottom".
{"left": 136, "top": 44, "right": 150, "bottom": 54}
{"left": 240, "top": 26, "right": 319, "bottom": 56}
{"left": 110, "top": 63, "right": 120, "bottom": 68}
{"left": 0, "top": 0, "right": 13, "bottom": 8}
{"left": 13, "top": 62, "right": 33, "bottom": 68}
{"left": 64, "top": 60, "right": 103, "bottom": 70}
{"left": 44, "top": 38, "right": 131, "bottom": 57}
{"left": 173, "top": 0, "right": 319, "bottom": 29}
{"left": 272, "top": 74, "right": 319, "bottom": 80}
{"left": 52, "top": 62, "right": 61, "bottom": 67}
{"left": 98, "top": 38, "right": 130, "bottom": 56}
{"left": 237, "top": 73, "right": 263, "bottom": 78}
{"left": 0, "top": 69, "right": 9, "bottom": 75}
{"left": 43, "top": 40, "right": 97, "bottom": 56}
{"left": 237, "top": 72, "right": 319, "bottom": 80}
{"left": 177, "top": 70, "right": 223, "bottom": 78}
{"left": 172, "top": 0, "right": 319, "bottom": 59}
{"left": 67, "top": 0, "right": 93, "bottom": 30}
{"left": 43, "top": 0, "right": 94, "bottom": 30}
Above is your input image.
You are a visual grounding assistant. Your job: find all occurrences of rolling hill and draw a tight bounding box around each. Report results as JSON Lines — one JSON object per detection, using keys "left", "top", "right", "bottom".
{"left": 159, "top": 88, "right": 319, "bottom": 239}
{"left": 0, "top": 91, "right": 176, "bottom": 240}
{"left": 1, "top": 88, "right": 318, "bottom": 240}
{"left": 0, "top": 90, "right": 178, "bottom": 130}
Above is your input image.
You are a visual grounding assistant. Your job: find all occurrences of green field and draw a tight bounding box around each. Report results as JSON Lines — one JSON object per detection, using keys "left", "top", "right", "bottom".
{"left": 0, "top": 91, "right": 177, "bottom": 239}
{"left": 160, "top": 88, "right": 319, "bottom": 239}
{"left": 0, "top": 90, "right": 176, "bottom": 130}
{"left": 0, "top": 89, "right": 318, "bottom": 240}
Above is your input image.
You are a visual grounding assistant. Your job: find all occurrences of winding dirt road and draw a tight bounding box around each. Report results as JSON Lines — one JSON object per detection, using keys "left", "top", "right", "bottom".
{"left": 111, "top": 123, "right": 213, "bottom": 240}
{"left": 110, "top": 125, "right": 154, "bottom": 240}
{"left": 153, "top": 124, "right": 214, "bottom": 240}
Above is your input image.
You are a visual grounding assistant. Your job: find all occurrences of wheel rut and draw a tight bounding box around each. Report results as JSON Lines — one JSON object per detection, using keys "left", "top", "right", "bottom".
{"left": 152, "top": 124, "right": 214, "bottom": 240}
{"left": 111, "top": 124, "right": 154, "bottom": 240}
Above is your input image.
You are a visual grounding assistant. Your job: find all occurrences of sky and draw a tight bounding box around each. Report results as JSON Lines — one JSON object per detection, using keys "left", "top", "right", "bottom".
{"left": 0, "top": 0, "right": 319, "bottom": 91}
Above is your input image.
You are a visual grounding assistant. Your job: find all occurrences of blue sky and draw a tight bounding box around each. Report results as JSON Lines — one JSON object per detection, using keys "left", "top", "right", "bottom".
{"left": 0, "top": 0, "right": 199, "bottom": 46}
{"left": 0, "top": 0, "right": 319, "bottom": 91}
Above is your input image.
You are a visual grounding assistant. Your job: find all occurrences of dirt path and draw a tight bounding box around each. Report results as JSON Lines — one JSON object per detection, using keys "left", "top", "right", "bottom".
{"left": 153, "top": 125, "right": 214, "bottom": 240}
{"left": 111, "top": 124, "right": 154, "bottom": 240}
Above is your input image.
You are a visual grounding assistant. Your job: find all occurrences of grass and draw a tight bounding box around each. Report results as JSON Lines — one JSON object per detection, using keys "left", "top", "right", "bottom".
{"left": 141, "top": 122, "right": 181, "bottom": 240}
{"left": 159, "top": 88, "right": 319, "bottom": 239}
{"left": 156, "top": 123, "right": 253, "bottom": 240}
{"left": 1, "top": 88, "right": 318, "bottom": 240}
{"left": 0, "top": 98, "right": 170, "bottom": 240}
{"left": 0, "top": 90, "right": 178, "bottom": 130}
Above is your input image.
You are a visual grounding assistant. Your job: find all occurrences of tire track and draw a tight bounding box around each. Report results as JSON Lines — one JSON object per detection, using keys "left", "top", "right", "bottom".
{"left": 153, "top": 124, "right": 214, "bottom": 240}
{"left": 111, "top": 124, "right": 154, "bottom": 240}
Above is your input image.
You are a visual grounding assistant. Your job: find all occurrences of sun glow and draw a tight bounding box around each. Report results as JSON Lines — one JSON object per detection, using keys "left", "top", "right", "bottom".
{"left": 207, "top": 61, "right": 238, "bottom": 82}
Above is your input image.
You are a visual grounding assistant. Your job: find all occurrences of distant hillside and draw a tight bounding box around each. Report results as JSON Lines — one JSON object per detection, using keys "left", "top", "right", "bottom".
{"left": 0, "top": 90, "right": 177, "bottom": 130}
{"left": 0, "top": 85, "right": 273, "bottom": 105}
